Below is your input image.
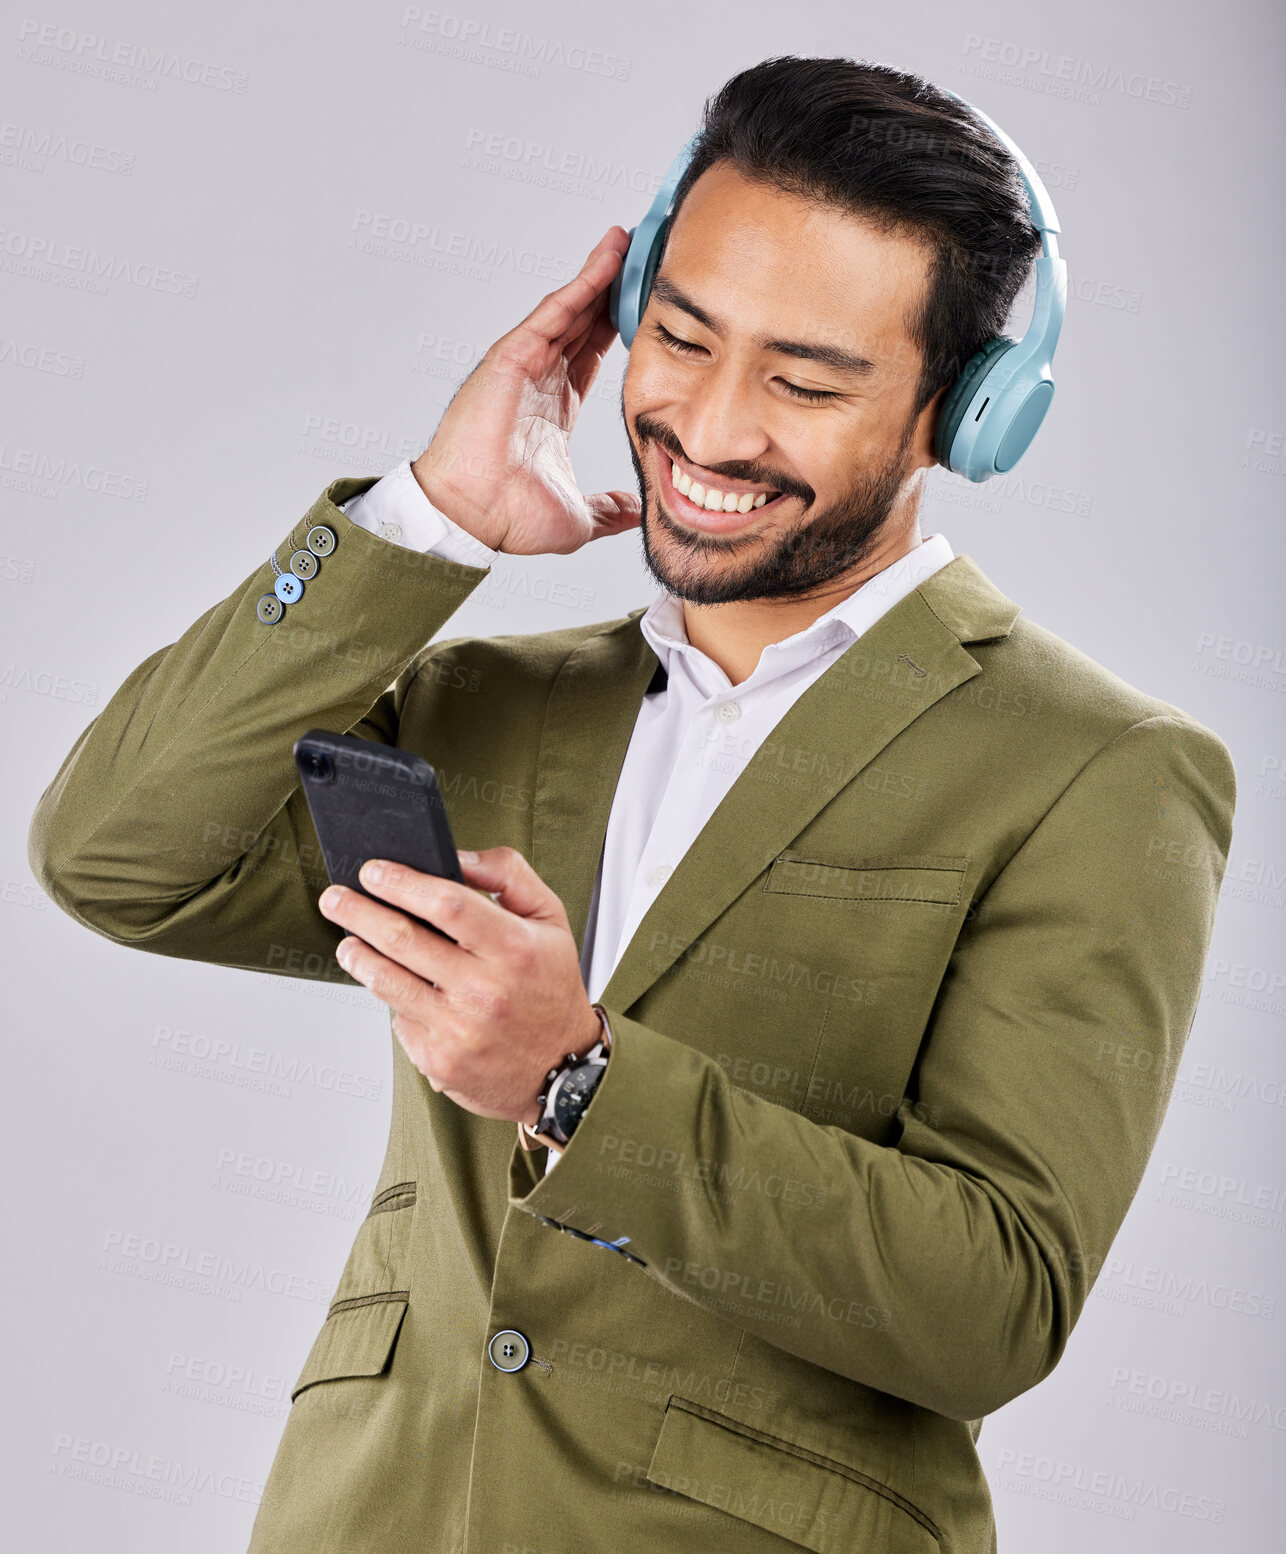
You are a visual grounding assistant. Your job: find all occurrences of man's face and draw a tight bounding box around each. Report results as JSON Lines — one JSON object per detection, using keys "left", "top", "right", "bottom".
{"left": 620, "top": 160, "right": 945, "bottom": 605}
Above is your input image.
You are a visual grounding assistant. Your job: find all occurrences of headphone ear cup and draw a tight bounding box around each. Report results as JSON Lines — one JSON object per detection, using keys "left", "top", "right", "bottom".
{"left": 637, "top": 215, "right": 670, "bottom": 323}
{"left": 612, "top": 218, "right": 671, "bottom": 349}
{"left": 934, "top": 336, "right": 1013, "bottom": 471}
{"left": 608, "top": 239, "right": 628, "bottom": 334}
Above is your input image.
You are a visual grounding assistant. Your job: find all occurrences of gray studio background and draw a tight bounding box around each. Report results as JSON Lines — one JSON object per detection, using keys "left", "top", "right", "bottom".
{"left": 3, "top": 1, "right": 1282, "bottom": 1548}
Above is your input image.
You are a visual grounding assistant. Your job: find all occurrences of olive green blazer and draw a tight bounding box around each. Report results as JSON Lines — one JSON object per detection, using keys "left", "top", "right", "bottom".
{"left": 28, "top": 475, "right": 1237, "bottom": 1554}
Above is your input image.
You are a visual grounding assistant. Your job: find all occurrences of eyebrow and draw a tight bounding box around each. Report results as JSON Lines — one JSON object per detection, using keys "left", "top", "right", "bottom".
{"left": 648, "top": 274, "right": 877, "bottom": 379}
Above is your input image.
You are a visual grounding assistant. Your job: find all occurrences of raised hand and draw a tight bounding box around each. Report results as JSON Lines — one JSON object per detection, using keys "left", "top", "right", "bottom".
{"left": 410, "top": 227, "right": 643, "bottom": 556}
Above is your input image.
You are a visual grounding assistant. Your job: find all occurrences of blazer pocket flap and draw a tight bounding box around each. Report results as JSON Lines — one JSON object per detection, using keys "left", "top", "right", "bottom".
{"left": 647, "top": 1398, "right": 939, "bottom": 1554}
{"left": 766, "top": 851, "right": 966, "bottom": 905}
{"left": 291, "top": 1293, "right": 409, "bottom": 1401}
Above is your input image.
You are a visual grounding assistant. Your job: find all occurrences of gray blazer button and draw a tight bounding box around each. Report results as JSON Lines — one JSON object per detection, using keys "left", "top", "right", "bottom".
{"left": 487, "top": 1329, "right": 530, "bottom": 1373}
{"left": 256, "top": 593, "right": 284, "bottom": 625}
{"left": 305, "top": 524, "right": 336, "bottom": 557}
{"left": 289, "top": 549, "right": 319, "bottom": 579}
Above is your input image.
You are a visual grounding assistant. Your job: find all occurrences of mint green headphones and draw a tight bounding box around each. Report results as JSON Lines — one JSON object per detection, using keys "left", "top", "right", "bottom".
{"left": 608, "top": 89, "right": 1066, "bottom": 483}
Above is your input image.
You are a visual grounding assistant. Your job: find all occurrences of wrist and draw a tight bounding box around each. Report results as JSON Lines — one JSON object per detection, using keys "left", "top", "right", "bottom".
{"left": 410, "top": 453, "right": 508, "bottom": 552}
{"left": 575, "top": 1001, "right": 608, "bottom": 1061}
{"left": 519, "top": 1003, "right": 611, "bottom": 1148}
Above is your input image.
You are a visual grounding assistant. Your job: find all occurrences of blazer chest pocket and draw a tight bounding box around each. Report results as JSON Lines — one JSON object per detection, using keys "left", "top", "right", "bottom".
{"left": 648, "top": 1396, "right": 940, "bottom": 1553}
{"left": 764, "top": 851, "right": 967, "bottom": 907}
{"left": 742, "top": 852, "right": 970, "bottom": 1140}
{"left": 291, "top": 1180, "right": 417, "bottom": 1402}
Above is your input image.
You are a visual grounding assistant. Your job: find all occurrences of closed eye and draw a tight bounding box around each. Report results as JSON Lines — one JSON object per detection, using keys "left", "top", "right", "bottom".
{"left": 653, "top": 321, "right": 704, "bottom": 357}
{"left": 651, "top": 322, "right": 841, "bottom": 405}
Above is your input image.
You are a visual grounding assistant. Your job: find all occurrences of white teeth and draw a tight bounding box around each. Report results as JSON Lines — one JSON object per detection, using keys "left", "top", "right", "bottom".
{"left": 669, "top": 458, "right": 778, "bottom": 514}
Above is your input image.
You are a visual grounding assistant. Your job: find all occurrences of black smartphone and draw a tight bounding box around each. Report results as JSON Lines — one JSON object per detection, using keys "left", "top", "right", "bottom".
{"left": 293, "top": 728, "right": 463, "bottom": 934}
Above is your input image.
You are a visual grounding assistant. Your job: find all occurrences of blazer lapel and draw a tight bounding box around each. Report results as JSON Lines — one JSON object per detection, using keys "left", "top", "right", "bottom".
{"left": 594, "top": 554, "right": 1022, "bottom": 1015}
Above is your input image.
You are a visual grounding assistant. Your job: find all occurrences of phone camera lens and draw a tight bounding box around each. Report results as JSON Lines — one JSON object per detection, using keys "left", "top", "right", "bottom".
{"left": 303, "top": 751, "right": 335, "bottom": 784}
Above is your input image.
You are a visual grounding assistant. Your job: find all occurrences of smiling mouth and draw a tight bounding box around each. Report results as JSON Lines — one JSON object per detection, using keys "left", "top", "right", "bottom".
{"left": 653, "top": 444, "right": 792, "bottom": 531}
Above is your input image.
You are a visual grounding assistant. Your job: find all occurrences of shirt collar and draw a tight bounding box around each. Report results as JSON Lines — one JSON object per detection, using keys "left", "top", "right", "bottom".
{"left": 640, "top": 531, "right": 955, "bottom": 689}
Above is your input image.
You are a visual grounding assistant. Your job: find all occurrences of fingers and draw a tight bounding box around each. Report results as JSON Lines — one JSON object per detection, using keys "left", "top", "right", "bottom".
{"left": 390, "top": 1010, "right": 442, "bottom": 1088}
{"left": 553, "top": 316, "right": 600, "bottom": 377}
{"left": 513, "top": 228, "right": 629, "bottom": 353}
{"left": 319, "top": 873, "right": 478, "bottom": 979}
{"left": 548, "top": 230, "right": 625, "bottom": 349}
{"left": 321, "top": 849, "right": 559, "bottom": 967}
{"left": 546, "top": 226, "right": 624, "bottom": 340}
{"left": 389, "top": 1012, "right": 449, "bottom": 1094}
{"left": 556, "top": 296, "right": 606, "bottom": 363}
{"left": 565, "top": 303, "right": 624, "bottom": 401}
{"left": 353, "top": 859, "right": 508, "bottom": 947}
{"left": 337, "top": 936, "right": 437, "bottom": 1021}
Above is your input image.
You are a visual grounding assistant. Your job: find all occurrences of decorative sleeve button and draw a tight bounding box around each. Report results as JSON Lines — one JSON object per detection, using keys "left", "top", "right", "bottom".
{"left": 258, "top": 523, "right": 336, "bottom": 624}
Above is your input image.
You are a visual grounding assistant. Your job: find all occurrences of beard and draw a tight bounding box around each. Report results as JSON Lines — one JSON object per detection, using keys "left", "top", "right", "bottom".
{"left": 622, "top": 397, "right": 917, "bottom": 607}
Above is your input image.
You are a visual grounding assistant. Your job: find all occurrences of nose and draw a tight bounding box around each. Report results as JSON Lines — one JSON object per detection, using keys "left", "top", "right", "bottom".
{"left": 669, "top": 359, "right": 771, "bottom": 478}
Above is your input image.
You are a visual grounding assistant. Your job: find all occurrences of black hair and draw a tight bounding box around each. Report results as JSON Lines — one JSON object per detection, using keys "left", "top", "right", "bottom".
{"left": 660, "top": 56, "right": 1043, "bottom": 422}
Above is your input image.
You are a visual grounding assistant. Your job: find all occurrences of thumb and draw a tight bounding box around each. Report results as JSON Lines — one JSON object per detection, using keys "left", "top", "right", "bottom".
{"left": 457, "top": 846, "right": 563, "bottom": 924}
{"left": 585, "top": 489, "right": 642, "bottom": 539}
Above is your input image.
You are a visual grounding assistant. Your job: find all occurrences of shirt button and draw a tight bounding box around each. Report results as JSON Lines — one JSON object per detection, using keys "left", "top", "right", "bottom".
{"left": 288, "top": 549, "right": 319, "bottom": 580}
{"left": 648, "top": 864, "right": 672, "bottom": 888}
{"left": 305, "top": 524, "right": 337, "bottom": 557}
{"left": 256, "top": 594, "right": 284, "bottom": 625}
{"left": 717, "top": 701, "right": 742, "bottom": 723}
{"left": 274, "top": 574, "right": 304, "bottom": 604}
{"left": 488, "top": 1329, "right": 530, "bottom": 1373}
{"left": 378, "top": 520, "right": 404, "bottom": 544}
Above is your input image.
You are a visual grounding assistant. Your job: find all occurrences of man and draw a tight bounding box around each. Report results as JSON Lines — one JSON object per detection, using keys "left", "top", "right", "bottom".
{"left": 28, "top": 56, "right": 1235, "bottom": 1554}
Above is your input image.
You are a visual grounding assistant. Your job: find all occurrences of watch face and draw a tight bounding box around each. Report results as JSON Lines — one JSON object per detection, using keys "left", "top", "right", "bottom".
{"left": 553, "top": 1063, "right": 604, "bottom": 1133}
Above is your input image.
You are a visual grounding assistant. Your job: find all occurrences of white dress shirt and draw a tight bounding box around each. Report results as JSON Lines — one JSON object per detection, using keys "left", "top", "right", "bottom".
{"left": 341, "top": 461, "right": 954, "bottom": 1170}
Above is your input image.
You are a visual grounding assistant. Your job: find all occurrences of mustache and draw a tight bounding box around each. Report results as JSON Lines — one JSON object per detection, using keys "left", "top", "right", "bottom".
{"left": 632, "top": 413, "right": 815, "bottom": 506}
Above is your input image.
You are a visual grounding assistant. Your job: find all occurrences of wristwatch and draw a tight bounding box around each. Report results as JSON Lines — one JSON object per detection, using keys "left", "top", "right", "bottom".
{"left": 518, "top": 1004, "right": 613, "bottom": 1151}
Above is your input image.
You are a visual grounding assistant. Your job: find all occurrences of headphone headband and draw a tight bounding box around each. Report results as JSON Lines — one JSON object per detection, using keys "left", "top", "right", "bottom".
{"left": 940, "top": 89, "right": 1061, "bottom": 239}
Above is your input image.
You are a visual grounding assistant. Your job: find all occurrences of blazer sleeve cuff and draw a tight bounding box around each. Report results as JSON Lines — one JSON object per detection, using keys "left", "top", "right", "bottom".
{"left": 506, "top": 1001, "right": 721, "bottom": 1262}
